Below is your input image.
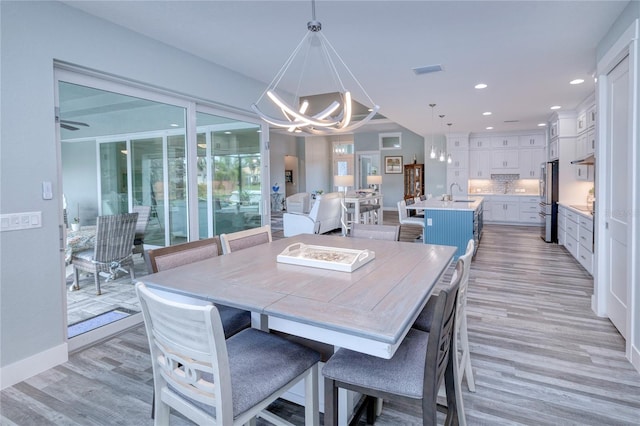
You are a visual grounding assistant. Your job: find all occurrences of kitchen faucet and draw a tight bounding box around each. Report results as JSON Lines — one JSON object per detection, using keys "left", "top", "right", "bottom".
{"left": 449, "top": 182, "right": 462, "bottom": 200}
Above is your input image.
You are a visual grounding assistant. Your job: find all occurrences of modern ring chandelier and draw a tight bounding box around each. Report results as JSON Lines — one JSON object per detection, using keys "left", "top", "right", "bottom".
{"left": 251, "top": 0, "right": 380, "bottom": 135}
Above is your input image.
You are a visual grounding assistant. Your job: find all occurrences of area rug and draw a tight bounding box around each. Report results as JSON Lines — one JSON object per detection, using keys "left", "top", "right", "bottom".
{"left": 67, "top": 308, "right": 137, "bottom": 338}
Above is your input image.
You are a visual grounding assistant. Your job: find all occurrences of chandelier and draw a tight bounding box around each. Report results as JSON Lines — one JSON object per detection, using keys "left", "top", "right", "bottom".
{"left": 251, "top": 0, "right": 379, "bottom": 135}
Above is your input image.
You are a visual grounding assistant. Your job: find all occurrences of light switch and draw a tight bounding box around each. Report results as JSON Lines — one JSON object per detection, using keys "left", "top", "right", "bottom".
{"left": 42, "top": 181, "right": 53, "bottom": 200}
{"left": 0, "top": 211, "right": 42, "bottom": 231}
{"left": 427, "top": 218, "right": 433, "bottom": 226}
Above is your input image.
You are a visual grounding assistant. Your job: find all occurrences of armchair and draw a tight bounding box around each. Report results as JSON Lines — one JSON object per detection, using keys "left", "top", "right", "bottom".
{"left": 285, "top": 192, "right": 311, "bottom": 213}
{"left": 283, "top": 192, "right": 343, "bottom": 237}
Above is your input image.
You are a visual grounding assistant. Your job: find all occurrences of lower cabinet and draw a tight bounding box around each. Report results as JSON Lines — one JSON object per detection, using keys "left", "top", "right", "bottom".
{"left": 558, "top": 204, "right": 593, "bottom": 275}
{"left": 484, "top": 196, "right": 542, "bottom": 225}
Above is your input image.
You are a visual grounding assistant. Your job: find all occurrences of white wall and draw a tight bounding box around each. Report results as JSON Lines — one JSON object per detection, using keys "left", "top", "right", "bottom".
{"left": 0, "top": 0, "right": 271, "bottom": 386}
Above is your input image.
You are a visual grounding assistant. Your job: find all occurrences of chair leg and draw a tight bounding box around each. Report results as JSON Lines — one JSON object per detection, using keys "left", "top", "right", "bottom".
{"left": 73, "top": 266, "right": 81, "bottom": 291}
{"left": 304, "top": 364, "right": 319, "bottom": 426}
{"left": 459, "top": 316, "right": 476, "bottom": 392}
{"left": 324, "top": 377, "right": 338, "bottom": 426}
{"left": 94, "top": 271, "right": 101, "bottom": 295}
{"left": 450, "top": 331, "right": 465, "bottom": 426}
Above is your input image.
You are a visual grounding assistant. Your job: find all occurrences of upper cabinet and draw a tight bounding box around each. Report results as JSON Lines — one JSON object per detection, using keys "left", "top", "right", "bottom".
{"left": 491, "top": 136, "right": 519, "bottom": 149}
{"left": 469, "top": 136, "right": 491, "bottom": 150}
{"left": 519, "top": 134, "right": 545, "bottom": 148}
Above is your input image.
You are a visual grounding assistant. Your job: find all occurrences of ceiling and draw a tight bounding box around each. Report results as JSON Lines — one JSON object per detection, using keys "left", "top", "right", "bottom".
{"left": 61, "top": 0, "right": 629, "bottom": 137}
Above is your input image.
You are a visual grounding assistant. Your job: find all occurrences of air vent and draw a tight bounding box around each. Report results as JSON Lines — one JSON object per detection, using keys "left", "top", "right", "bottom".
{"left": 412, "top": 64, "right": 443, "bottom": 75}
{"left": 503, "top": 120, "right": 520, "bottom": 123}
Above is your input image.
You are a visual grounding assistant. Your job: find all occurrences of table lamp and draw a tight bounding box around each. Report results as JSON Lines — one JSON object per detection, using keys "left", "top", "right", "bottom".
{"left": 368, "top": 175, "right": 382, "bottom": 193}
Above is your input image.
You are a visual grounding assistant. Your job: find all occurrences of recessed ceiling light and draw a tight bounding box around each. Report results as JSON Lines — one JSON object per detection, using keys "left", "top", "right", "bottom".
{"left": 570, "top": 79, "right": 585, "bottom": 85}
{"left": 486, "top": 126, "right": 494, "bottom": 130}
{"left": 224, "top": 131, "right": 232, "bottom": 134}
{"left": 482, "top": 111, "right": 492, "bottom": 116}
{"left": 538, "top": 123, "right": 547, "bottom": 127}
{"left": 550, "top": 105, "right": 561, "bottom": 110}
{"left": 475, "top": 83, "right": 488, "bottom": 89}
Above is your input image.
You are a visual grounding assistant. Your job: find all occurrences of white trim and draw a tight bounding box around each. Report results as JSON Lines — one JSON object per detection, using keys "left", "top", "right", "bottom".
{"left": 67, "top": 314, "right": 143, "bottom": 353}
{"left": 0, "top": 343, "right": 68, "bottom": 390}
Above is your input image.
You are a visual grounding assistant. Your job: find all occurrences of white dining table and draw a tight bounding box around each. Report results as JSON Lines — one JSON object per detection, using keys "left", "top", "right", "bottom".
{"left": 141, "top": 234, "right": 455, "bottom": 359}
{"left": 341, "top": 192, "right": 383, "bottom": 235}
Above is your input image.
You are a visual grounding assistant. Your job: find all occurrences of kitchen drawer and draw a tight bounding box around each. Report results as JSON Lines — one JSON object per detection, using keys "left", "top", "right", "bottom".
{"left": 519, "top": 212, "right": 542, "bottom": 223}
{"left": 578, "top": 215, "right": 593, "bottom": 232}
{"left": 565, "top": 234, "right": 578, "bottom": 258}
{"left": 577, "top": 244, "right": 593, "bottom": 274}
{"left": 519, "top": 201, "right": 539, "bottom": 213}
{"left": 565, "top": 217, "right": 578, "bottom": 238}
{"left": 565, "top": 209, "right": 578, "bottom": 223}
{"left": 579, "top": 227, "right": 593, "bottom": 253}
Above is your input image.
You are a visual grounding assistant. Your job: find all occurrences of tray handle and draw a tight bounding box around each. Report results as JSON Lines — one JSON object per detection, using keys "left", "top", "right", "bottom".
{"left": 357, "top": 250, "right": 372, "bottom": 262}
{"left": 280, "top": 242, "right": 303, "bottom": 256}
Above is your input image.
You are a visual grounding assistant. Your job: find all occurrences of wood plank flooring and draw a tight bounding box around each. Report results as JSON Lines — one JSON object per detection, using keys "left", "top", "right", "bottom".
{"left": 3, "top": 217, "right": 639, "bottom": 425}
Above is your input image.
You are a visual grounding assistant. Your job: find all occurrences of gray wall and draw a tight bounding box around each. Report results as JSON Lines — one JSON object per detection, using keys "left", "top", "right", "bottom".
{"left": 0, "top": 0, "right": 270, "bottom": 377}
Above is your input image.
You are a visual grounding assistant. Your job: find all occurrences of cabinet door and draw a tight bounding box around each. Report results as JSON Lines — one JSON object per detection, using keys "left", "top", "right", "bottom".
{"left": 469, "top": 150, "right": 491, "bottom": 178}
{"left": 448, "top": 150, "right": 468, "bottom": 169}
{"left": 576, "top": 112, "right": 587, "bottom": 134}
{"left": 491, "top": 150, "right": 519, "bottom": 169}
{"left": 549, "top": 140, "right": 559, "bottom": 160}
{"left": 446, "top": 168, "right": 468, "bottom": 193}
{"left": 576, "top": 133, "right": 587, "bottom": 158}
{"left": 491, "top": 136, "right": 518, "bottom": 149}
{"left": 447, "top": 136, "right": 467, "bottom": 151}
{"left": 518, "top": 134, "right": 545, "bottom": 148}
{"left": 519, "top": 148, "right": 544, "bottom": 178}
{"left": 575, "top": 165, "right": 593, "bottom": 181}
{"left": 469, "top": 137, "right": 491, "bottom": 150}
{"left": 587, "top": 129, "right": 595, "bottom": 155}
{"left": 587, "top": 105, "right": 596, "bottom": 128}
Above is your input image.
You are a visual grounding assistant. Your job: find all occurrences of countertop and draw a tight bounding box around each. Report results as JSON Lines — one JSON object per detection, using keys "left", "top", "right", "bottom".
{"left": 561, "top": 203, "right": 594, "bottom": 218}
{"left": 407, "top": 196, "right": 484, "bottom": 211}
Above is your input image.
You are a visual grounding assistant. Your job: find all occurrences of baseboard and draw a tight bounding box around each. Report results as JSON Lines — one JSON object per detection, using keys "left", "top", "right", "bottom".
{"left": 0, "top": 343, "right": 68, "bottom": 390}
{"left": 631, "top": 343, "right": 640, "bottom": 374}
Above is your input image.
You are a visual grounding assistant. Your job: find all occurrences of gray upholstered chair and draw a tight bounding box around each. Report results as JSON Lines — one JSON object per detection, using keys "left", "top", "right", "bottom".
{"left": 220, "top": 225, "right": 272, "bottom": 254}
{"left": 136, "top": 282, "right": 321, "bottom": 426}
{"left": 397, "top": 199, "right": 425, "bottom": 238}
{"left": 322, "top": 260, "right": 463, "bottom": 426}
{"left": 413, "top": 239, "right": 475, "bottom": 425}
{"left": 131, "top": 205, "right": 151, "bottom": 256}
{"left": 71, "top": 212, "right": 138, "bottom": 295}
{"left": 350, "top": 223, "right": 400, "bottom": 241}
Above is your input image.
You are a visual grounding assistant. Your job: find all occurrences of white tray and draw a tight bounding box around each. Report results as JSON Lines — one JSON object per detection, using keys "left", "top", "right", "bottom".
{"left": 277, "top": 243, "right": 375, "bottom": 272}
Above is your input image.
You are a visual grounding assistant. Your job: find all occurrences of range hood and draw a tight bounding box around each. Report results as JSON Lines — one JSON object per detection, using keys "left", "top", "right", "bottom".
{"left": 571, "top": 153, "right": 595, "bottom": 165}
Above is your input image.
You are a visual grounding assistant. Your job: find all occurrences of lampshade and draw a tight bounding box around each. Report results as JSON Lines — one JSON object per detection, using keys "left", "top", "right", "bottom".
{"left": 368, "top": 175, "right": 382, "bottom": 185}
{"left": 334, "top": 175, "right": 354, "bottom": 188}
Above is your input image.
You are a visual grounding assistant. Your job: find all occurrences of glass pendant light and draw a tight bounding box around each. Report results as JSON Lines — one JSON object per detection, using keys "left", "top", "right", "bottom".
{"left": 447, "top": 123, "right": 453, "bottom": 164}
{"left": 429, "top": 104, "right": 437, "bottom": 159}
{"left": 438, "top": 114, "right": 446, "bottom": 162}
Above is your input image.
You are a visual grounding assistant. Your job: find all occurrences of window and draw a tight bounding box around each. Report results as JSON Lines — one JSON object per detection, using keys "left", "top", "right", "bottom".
{"left": 379, "top": 132, "right": 402, "bottom": 149}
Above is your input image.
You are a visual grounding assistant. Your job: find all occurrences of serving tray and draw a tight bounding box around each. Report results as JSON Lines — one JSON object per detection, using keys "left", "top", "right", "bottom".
{"left": 277, "top": 243, "right": 375, "bottom": 272}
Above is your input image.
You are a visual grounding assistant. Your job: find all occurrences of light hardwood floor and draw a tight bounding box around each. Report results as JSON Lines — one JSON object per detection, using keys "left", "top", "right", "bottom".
{"left": 2, "top": 215, "right": 639, "bottom": 425}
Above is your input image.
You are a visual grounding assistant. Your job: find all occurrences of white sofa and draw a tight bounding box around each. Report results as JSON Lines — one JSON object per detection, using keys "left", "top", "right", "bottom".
{"left": 285, "top": 192, "right": 311, "bottom": 214}
{"left": 283, "top": 192, "right": 343, "bottom": 237}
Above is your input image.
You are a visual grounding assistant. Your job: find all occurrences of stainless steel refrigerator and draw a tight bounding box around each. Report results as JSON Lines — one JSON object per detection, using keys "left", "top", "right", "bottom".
{"left": 539, "top": 160, "right": 559, "bottom": 242}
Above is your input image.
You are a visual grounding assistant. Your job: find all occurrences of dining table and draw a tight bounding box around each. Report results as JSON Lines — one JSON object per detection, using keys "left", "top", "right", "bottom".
{"left": 342, "top": 192, "right": 384, "bottom": 235}
{"left": 140, "top": 233, "right": 455, "bottom": 423}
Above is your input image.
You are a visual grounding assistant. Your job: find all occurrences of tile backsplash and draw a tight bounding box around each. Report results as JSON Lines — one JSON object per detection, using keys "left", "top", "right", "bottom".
{"left": 468, "top": 178, "right": 540, "bottom": 195}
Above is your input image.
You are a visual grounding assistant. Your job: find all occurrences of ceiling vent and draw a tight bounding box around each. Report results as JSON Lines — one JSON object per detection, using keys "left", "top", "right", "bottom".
{"left": 412, "top": 64, "right": 443, "bottom": 75}
{"left": 504, "top": 120, "right": 520, "bottom": 123}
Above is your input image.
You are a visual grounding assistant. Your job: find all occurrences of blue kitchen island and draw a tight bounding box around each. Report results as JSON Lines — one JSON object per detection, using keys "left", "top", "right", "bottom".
{"left": 407, "top": 196, "right": 483, "bottom": 259}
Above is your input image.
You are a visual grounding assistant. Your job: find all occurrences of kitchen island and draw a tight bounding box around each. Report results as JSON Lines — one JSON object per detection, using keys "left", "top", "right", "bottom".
{"left": 407, "top": 196, "right": 484, "bottom": 259}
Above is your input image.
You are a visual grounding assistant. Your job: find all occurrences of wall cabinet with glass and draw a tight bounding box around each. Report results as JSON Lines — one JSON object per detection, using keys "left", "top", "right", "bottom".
{"left": 403, "top": 164, "right": 424, "bottom": 200}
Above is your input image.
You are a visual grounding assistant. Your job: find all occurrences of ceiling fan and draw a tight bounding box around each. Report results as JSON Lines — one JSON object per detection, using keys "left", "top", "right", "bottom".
{"left": 60, "top": 119, "right": 89, "bottom": 131}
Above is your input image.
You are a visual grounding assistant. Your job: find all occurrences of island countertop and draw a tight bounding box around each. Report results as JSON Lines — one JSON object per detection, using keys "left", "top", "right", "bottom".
{"left": 406, "top": 196, "right": 484, "bottom": 211}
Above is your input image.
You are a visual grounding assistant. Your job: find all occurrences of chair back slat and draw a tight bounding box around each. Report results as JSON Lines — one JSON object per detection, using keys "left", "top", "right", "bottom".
{"left": 147, "top": 237, "right": 222, "bottom": 273}
{"left": 136, "top": 282, "right": 234, "bottom": 424}
{"left": 220, "top": 225, "right": 272, "bottom": 254}
{"left": 424, "top": 260, "right": 462, "bottom": 403}
{"left": 350, "top": 224, "right": 400, "bottom": 241}
{"left": 93, "top": 213, "right": 138, "bottom": 263}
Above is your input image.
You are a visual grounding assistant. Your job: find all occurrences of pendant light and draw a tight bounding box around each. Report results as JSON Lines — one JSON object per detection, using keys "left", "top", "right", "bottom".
{"left": 447, "top": 123, "right": 453, "bottom": 164}
{"left": 429, "top": 104, "right": 437, "bottom": 159}
{"left": 251, "top": 0, "right": 379, "bottom": 135}
{"left": 438, "top": 114, "right": 446, "bottom": 162}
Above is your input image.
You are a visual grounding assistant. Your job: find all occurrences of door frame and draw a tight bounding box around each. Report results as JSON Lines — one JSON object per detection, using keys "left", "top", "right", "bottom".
{"left": 594, "top": 19, "right": 639, "bottom": 367}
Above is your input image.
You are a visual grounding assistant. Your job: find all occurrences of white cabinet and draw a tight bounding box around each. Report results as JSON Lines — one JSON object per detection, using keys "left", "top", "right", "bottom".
{"left": 469, "top": 137, "right": 491, "bottom": 150}
{"left": 586, "top": 105, "right": 596, "bottom": 129}
{"left": 491, "top": 136, "right": 519, "bottom": 149}
{"left": 577, "top": 214, "right": 593, "bottom": 274}
{"left": 468, "top": 150, "right": 492, "bottom": 179}
{"left": 549, "top": 140, "right": 559, "bottom": 160}
{"left": 575, "top": 165, "right": 594, "bottom": 181}
{"left": 576, "top": 132, "right": 588, "bottom": 159}
{"left": 447, "top": 168, "right": 468, "bottom": 187}
{"left": 447, "top": 136, "right": 468, "bottom": 151}
{"left": 447, "top": 150, "right": 468, "bottom": 169}
{"left": 484, "top": 196, "right": 519, "bottom": 223}
{"left": 519, "top": 148, "right": 545, "bottom": 178}
{"left": 557, "top": 205, "right": 566, "bottom": 246}
{"left": 559, "top": 205, "right": 593, "bottom": 275}
{"left": 491, "top": 150, "right": 519, "bottom": 170}
{"left": 519, "top": 134, "right": 545, "bottom": 148}
{"left": 586, "top": 129, "right": 595, "bottom": 155}
{"left": 564, "top": 209, "right": 579, "bottom": 258}
{"left": 576, "top": 111, "right": 587, "bottom": 134}
{"left": 519, "top": 197, "right": 542, "bottom": 224}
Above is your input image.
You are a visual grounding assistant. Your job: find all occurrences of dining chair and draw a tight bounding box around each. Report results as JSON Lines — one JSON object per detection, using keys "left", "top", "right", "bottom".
{"left": 136, "top": 282, "right": 321, "bottom": 426}
{"left": 71, "top": 212, "right": 138, "bottom": 295}
{"left": 132, "top": 205, "right": 151, "bottom": 257}
{"left": 350, "top": 223, "right": 400, "bottom": 241}
{"left": 322, "top": 260, "right": 463, "bottom": 426}
{"left": 413, "top": 238, "right": 475, "bottom": 426}
{"left": 220, "top": 224, "right": 272, "bottom": 254}
{"left": 397, "top": 200, "right": 425, "bottom": 238}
